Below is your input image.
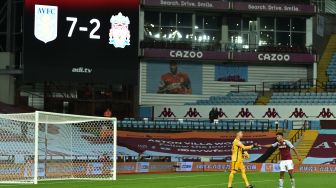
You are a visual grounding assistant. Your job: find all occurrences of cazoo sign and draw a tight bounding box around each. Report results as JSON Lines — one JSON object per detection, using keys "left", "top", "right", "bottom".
{"left": 257, "top": 53, "right": 290, "bottom": 62}
{"left": 169, "top": 50, "right": 204, "bottom": 59}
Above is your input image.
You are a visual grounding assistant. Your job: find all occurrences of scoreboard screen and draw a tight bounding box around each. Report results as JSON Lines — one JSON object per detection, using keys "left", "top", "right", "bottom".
{"left": 24, "top": 0, "right": 139, "bottom": 83}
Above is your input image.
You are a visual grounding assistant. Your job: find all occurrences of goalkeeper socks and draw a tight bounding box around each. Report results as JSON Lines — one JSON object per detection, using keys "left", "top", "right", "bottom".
{"left": 290, "top": 178, "right": 295, "bottom": 188}
{"left": 228, "top": 172, "right": 235, "bottom": 187}
{"left": 279, "top": 179, "right": 284, "bottom": 188}
{"left": 241, "top": 171, "right": 250, "bottom": 187}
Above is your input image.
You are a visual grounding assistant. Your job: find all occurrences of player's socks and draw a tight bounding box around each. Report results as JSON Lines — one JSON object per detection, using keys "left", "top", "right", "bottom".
{"left": 279, "top": 179, "right": 284, "bottom": 188}
{"left": 290, "top": 178, "right": 295, "bottom": 188}
{"left": 241, "top": 171, "right": 250, "bottom": 187}
{"left": 227, "top": 172, "right": 235, "bottom": 188}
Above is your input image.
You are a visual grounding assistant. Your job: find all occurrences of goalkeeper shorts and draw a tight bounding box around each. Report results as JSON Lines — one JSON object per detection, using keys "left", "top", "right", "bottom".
{"left": 231, "top": 161, "right": 245, "bottom": 172}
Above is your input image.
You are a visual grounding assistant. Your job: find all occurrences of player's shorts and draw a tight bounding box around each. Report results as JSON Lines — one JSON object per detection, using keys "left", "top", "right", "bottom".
{"left": 279, "top": 160, "right": 294, "bottom": 172}
{"left": 231, "top": 161, "right": 245, "bottom": 172}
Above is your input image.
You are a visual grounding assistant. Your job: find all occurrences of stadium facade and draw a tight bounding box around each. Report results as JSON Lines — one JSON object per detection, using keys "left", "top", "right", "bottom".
{"left": 139, "top": 0, "right": 317, "bottom": 111}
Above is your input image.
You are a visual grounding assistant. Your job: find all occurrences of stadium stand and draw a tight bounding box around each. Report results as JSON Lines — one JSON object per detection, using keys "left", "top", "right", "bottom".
{"left": 186, "top": 92, "right": 258, "bottom": 105}
{"left": 271, "top": 81, "right": 313, "bottom": 91}
{"left": 292, "top": 130, "right": 319, "bottom": 164}
{"left": 303, "top": 130, "right": 336, "bottom": 164}
{"left": 268, "top": 92, "right": 336, "bottom": 105}
{"left": 326, "top": 53, "right": 336, "bottom": 81}
{"left": 318, "top": 34, "right": 336, "bottom": 84}
{"left": 140, "top": 40, "right": 311, "bottom": 54}
{"left": 118, "top": 118, "right": 292, "bottom": 132}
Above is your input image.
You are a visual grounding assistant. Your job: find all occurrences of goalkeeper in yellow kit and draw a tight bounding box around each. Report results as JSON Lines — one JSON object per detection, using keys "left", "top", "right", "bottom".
{"left": 228, "top": 131, "right": 257, "bottom": 188}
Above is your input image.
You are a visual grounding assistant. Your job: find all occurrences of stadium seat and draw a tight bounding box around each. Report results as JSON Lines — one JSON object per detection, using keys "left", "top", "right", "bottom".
{"left": 269, "top": 92, "right": 336, "bottom": 105}
{"left": 187, "top": 92, "right": 258, "bottom": 105}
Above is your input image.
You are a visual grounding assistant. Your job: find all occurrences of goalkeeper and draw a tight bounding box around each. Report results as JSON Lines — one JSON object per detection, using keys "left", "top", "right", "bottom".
{"left": 228, "top": 131, "right": 257, "bottom": 188}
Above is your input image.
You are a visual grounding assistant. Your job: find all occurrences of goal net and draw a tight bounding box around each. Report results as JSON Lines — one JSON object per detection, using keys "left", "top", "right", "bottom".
{"left": 0, "top": 111, "right": 117, "bottom": 184}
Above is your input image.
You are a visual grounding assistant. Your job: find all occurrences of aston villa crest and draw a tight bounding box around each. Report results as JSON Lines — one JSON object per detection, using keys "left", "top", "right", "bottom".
{"left": 109, "top": 12, "right": 130, "bottom": 48}
{"left": 34, "top": 4, "right": 58, "bottom": 43}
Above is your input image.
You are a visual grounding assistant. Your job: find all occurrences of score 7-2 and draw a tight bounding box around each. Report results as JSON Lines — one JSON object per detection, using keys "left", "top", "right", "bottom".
{"left": 66, "top": 17, "right": 101, "bottom": 39}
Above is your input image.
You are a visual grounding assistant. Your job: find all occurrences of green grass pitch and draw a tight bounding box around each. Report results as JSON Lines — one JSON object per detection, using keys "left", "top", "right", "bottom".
{"left": 1, "top": 172, "right": 335, "bottom": 188}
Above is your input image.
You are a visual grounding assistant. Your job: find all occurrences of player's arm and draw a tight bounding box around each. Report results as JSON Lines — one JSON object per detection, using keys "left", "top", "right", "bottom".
{"left": 236, "top": 141, "right": 254, "bottom": 150}
{"left": 258, "top": 142, "right": 278, "bottom": 148}
{"left": 286, "top": 140, "right": 302, "bottom": 161}
{"left": 292, "top": 147, "right": 302, "bottom": 161}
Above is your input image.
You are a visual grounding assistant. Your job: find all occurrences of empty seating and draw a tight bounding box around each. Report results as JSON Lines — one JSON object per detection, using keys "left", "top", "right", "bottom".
{"left": 188, "top": 92, "right": 258, "bottom": 105}
{"left": 269, "top": 92, "right": 336, "bottom": 105}
{"left": 118, "top": 119, "right": 286, "bottom": 131}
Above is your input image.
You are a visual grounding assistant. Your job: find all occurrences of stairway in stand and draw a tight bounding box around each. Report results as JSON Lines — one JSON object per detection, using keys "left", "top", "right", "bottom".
{"left": 291, "top": 130, "right": 319, "bottom": 164}
{"left": 317, "top": 34, "right": 336, "bottom": 84}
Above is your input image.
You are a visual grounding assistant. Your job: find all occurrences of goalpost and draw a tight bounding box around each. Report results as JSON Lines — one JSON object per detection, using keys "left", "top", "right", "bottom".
{"left": 0, "top": 111, "right": 117, "bottom": 184}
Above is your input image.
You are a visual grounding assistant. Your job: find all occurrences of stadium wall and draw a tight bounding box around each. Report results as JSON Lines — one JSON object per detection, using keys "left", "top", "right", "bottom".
{"left": 313, "top": 14, "right": 336, "bottom": 56}
{"left": 116, "top": 162, "right": 336, "bottom": 174}
{"left": 248, "top": 64, "right": 308, "bottom": 83}
{"left": 303, "top": 130, "right": 336, "bottom": 164}
{"left": 154, "top": 105, "right": 336, "bottom": 120}
{"left": 0, "top": 53, "right": 15, "bottom": 105}
{"left": 2, "top": 162, "right": 333, "bottom": 177}
{"left": 139, "top": 61, "right": 308, "bottom": 105}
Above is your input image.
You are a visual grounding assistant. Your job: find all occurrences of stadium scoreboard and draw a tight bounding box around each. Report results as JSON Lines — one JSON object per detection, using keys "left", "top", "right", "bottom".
{"left": 24, "top": 0, "right": 139, "bottom": 83}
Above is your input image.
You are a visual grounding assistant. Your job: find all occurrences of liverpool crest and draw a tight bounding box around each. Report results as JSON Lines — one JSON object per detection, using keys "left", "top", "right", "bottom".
{"left": 109, "top": 12, "right": 131, "bottom": 48}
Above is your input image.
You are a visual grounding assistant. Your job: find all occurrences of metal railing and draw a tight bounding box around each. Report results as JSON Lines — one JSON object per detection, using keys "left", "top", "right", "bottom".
{"left": 140, "top": 40, "right": 314, "bottom": 54}
{"left": 230, "top": 79, "right": 336, "bottom": 96}
{"left": 232, "top": 84, "right": 257, "bottom": 93}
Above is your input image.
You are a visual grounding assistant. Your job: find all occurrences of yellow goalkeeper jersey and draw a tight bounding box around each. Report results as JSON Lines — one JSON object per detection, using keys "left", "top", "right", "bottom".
{"left": 231, "top": 138, "right": 253, "bottom": 162}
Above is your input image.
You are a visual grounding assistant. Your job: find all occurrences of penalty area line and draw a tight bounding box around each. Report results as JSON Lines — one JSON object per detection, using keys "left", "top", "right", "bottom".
{"left": 176, "top": 179, "right": 275, "bottom": 188}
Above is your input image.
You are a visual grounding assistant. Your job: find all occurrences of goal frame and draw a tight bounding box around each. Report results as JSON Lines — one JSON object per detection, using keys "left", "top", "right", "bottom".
{"left": 0, "top": 111, "right": 117, "bottom": 184}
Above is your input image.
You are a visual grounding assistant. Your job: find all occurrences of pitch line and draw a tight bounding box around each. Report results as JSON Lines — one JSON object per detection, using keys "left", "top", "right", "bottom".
{"left": 119, "top": 172, "right": 265, "bottom": 182}
{"left": 176, "top": 179, "right": 275, "bottom": 188}
{"left": 25, "top": 172, "right": 266, "bottom": 186}
{"left": 32, "top": 174, "right": 224, "bottom": 185}
{"left": 120, "top": 172, "right": 264, "bottom": 182}
{"left": 119, "top": 173, "right": 225, "bottom": 181}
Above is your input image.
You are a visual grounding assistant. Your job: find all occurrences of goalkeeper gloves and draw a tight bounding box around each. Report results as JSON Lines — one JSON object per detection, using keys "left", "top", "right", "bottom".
{"left": 253, "top": 143, "right": 259, "bottom": 147}
{"left": 242, "top": 151, "right": 250, "bottom": 160}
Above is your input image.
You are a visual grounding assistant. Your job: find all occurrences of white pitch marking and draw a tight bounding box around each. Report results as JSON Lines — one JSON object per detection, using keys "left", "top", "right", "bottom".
{"left": 176, "top": 179, "right": 275, "bottom": 188}
{"left": 119, "top": 172, "right": 263, "bottom": 182}
{"left": 120, "top": 173, "right": 224, "bottom": 181}
{"left": 36, "top": 173, "right": 225, "bottom": 185}
{"left": 79, "top": 27, "right": 88, "bottom": 31}
{"left": 28, "top": 172, "right": 270, "bottom": 187}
